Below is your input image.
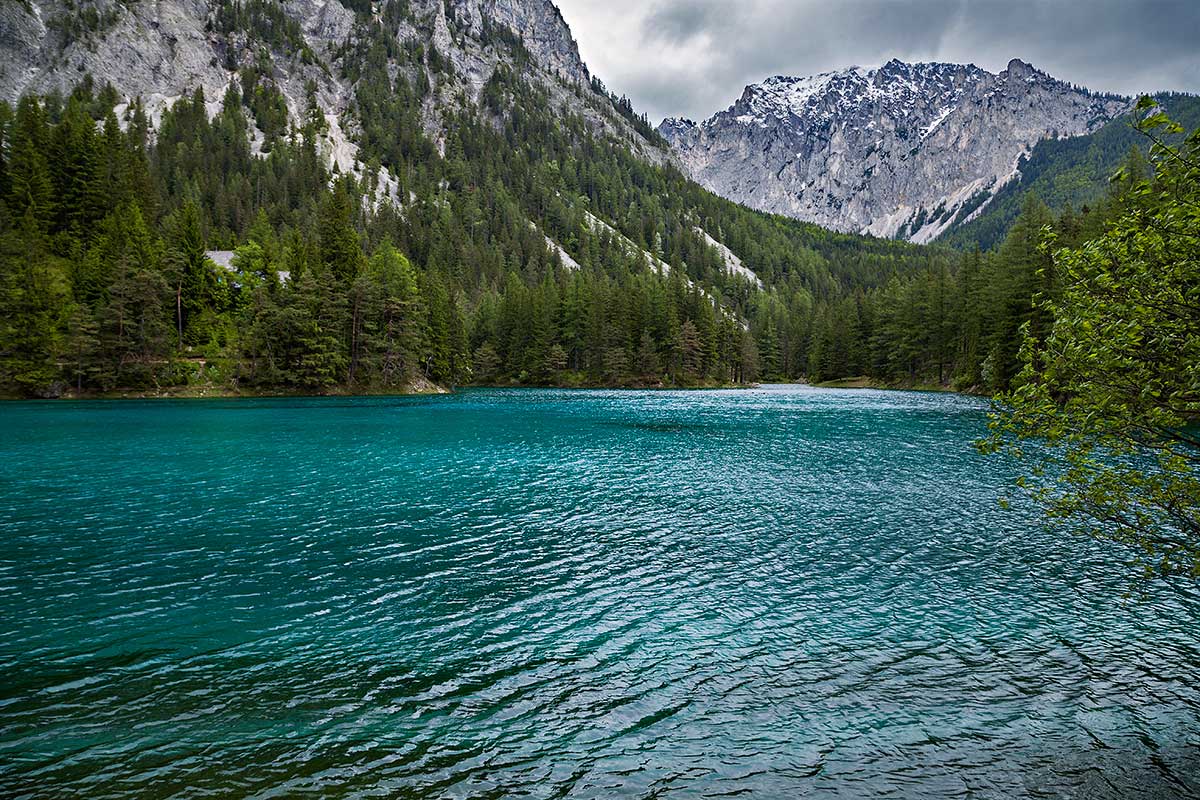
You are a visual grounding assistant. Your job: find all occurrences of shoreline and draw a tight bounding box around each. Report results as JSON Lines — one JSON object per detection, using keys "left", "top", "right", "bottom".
{"left": 4, "top": 376, "right": 452, "bottom": 402}
{"left": 1, "top": 377, "right": 980, "bottom": 401}
{"left": 0, "top": 384, "right": 749, "bottom": 401}
{"left": 813, "top": 376, "right": 977, "bottom": 395}
{"left": 3, "top": 377, "right": 760, "bottom": 401}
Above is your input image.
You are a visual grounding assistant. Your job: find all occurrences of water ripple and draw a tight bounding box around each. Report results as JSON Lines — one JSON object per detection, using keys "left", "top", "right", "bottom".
{"left": 0, "top": 386, "right": 1197, "bottom": 798}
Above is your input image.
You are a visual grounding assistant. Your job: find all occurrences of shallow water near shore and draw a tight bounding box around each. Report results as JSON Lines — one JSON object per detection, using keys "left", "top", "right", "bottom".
{"left": 1, "top": 385, "right": 1197, "bottom": 798}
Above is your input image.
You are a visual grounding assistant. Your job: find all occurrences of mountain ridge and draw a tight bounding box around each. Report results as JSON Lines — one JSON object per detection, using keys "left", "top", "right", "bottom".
{"left": 659, "top": 57, "right": 1130, "bottom": 243}
{"left": 0, "top": 0, "right": 668, "bottom": 185}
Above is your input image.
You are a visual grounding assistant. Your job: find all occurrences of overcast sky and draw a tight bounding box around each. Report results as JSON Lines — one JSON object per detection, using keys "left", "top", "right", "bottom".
{"left": 553, "top": 0, "right": 1200, "bottom": 124}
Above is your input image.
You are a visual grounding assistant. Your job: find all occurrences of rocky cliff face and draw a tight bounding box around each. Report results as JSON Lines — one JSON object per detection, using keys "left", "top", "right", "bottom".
{"left": 440, "top": 0, "right": 588, "bottom": 83}
{"left": 2, "top": 0, "right": 234, "bottom": 109}
{"left": 660, "top": 59, "right": 1130, "bottom": 242}
{"left": 0, "top": 0, "right": 586, "bottom": 102}
{"left": 0, "top": 0, "right": 655, "bottom": 179}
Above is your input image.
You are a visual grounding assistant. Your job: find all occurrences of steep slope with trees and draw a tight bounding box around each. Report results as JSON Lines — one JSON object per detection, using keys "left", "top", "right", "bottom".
{"left": 0, "top": 2, "right": 948, "bottom": 397}
{"left": 938, "top": 93, "right": 1200, "bottom": 250}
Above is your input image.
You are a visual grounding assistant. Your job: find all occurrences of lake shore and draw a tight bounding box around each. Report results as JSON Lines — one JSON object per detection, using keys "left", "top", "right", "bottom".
{"left": 15, "top": 375, "right": 451, "bottom": 401}
{"left": 6, "top": 377, "right": 760, "bottom": 400}
{"left": 813, "top": 376, "right": 978, "bottom": 395}
{"left": 5, "top": 376, "right": 979, "bottom": 401}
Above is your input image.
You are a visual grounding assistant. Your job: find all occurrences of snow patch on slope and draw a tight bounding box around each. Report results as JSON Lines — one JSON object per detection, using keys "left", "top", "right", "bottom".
{"left": 583, "top": 211, "right": 673, "bottom": 275}
{"left": 693, "top": 227, "right": 761, "bottom": 287}
{"left": 921, "top": 106, "right": 955, "bottom": 140}
{"left": 529, "top": 223, "right": 582, "bottom": 271}
{"left": 737, "top": 62, "right": 987, "bottom": 128}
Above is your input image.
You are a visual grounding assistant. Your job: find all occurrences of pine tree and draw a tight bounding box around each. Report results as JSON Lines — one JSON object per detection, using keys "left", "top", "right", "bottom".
{"left": 50, "top": 97, "right": 107, "bottom": 241}
{"left": 95, "top": 207, "right": 171, "bottom": 390}
{"left": 0, "top": 212, "right": 71, "bottom": 395}
{"left": 289, "top": 264, "right": 348, "bottom": 389}
{"left": 164, "top": 199, "right": 225, "bottom": 347}
{"left": 678, "top": 320, "right": 704, "bottom": 381}
{"left": 320, "top": 178, "right": 366, "bottom": 284}
{"left": 352, "top": 241, "right": 425, "bottom": 386}
{"left": 635, "top": 329, "right": 660, "bottom": 381}
{"left": 6, "top": 98, "right": 55, "bottom": 232}
{"left": 986, "top": 192, "right": 1054, "bottom": 390}
{"left": 64, "top": 303, "right": 99, "bottom": 393}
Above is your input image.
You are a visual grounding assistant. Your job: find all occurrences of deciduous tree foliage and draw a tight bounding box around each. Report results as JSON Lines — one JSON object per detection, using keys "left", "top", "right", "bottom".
{"left": 983, "top": 100, "right": 1200, "bottom": 577}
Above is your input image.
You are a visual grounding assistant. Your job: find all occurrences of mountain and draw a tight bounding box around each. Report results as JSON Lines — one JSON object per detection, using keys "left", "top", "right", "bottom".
{"left": 1, "top": 0, "right": 588, "bottom": 106}
{"left": 0, "top": 0, "right": 955, "bottom": 398}
{"left": 0, "top": 0, "right": 664, "bottom": 181}
{"left": 1, "top": 2, "right": 1186, "bottom": 400}
{"left": 937, "top": 91, "right": 1200, "bottom": 250}
{"left": 659, "top": 58, "right": 1130, "bottom": 243}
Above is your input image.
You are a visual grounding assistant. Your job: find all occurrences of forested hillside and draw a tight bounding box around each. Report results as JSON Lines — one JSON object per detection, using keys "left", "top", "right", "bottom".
{"left": 0, "top": 25, "right": 940, "bottom": 397}
{"left": 937, "top": 93, "right": 1200, "bottom": 250}
{"left": 0, "top": 1, "right": 1192, "bottom": 398}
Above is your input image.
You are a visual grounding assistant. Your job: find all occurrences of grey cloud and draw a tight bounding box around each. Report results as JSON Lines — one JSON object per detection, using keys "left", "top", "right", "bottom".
{"left": 555, "top": 0, "right": 1200, "bottom": 124}
{"left": 643, "top": 0, "right": 733, "bottom": 45}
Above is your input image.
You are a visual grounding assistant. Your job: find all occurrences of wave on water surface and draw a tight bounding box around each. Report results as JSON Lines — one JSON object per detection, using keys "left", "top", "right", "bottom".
{"left": 0, "top": 386, "right": 1197, "bottom": 798}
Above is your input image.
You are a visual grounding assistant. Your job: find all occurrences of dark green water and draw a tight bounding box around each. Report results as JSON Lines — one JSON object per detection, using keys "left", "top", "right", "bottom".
{"left": 1, "top": 386, "right": 1197, "bottom": 798}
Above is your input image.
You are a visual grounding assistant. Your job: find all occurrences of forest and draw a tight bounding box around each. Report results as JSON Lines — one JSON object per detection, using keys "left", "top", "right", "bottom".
{"left": 0, "top": 7, "right": 1185, "bottom": 398}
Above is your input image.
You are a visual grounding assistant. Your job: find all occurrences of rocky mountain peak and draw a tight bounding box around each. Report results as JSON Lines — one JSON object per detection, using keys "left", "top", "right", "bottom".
{"left": 658, "top": 116, "right": 697, "bottom": 139}
{"left": 1005, "top": 57, "right": 1035, "bottom": 80}
{"left": 0, "top": 0, "right": 592, "bottom": 104}
{"left": 0, "top": 0, "right": 668, "bottom": 194}
{"left": 728, "top": 60, "right": 989, "bottom": 132}
{"left": 440, "top": 0, "right": 589, "bottom": 84}
{"left": 659, "top": 58, "right": 1130, "bottom": 243}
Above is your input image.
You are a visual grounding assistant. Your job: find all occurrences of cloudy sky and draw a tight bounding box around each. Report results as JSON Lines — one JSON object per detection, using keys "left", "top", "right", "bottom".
{"left": 553, "top": 0, "right": 1200, "bottom": 124}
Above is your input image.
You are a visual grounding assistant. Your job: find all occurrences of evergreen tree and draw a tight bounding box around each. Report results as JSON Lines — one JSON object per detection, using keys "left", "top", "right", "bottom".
{"left": 320, "top": 178, "right": 367, "bottom": 283}
{"left": 7, "top": 98, "right": 55, "bottom": 231}
{"left": 0, "top": 212, "right": 71, "bottom": 395}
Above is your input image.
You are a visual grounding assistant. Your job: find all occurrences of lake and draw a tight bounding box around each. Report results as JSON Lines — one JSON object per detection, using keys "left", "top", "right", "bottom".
{"left": 1, "top": 386, "right": 1197, "bottom": 798}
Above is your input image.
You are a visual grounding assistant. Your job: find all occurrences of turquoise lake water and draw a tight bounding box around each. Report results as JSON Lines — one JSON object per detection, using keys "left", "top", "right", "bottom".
{"left": 0, "top": 386, "right": 1197, "bottom": 798}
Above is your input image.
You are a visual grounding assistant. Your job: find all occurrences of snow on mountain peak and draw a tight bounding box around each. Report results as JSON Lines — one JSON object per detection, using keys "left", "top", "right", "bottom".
{"left": 659, "top": 57, "right": 1130, "bottom": 244}
{"left": 731, "top": 60, "right": 990, "bottom": 128}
